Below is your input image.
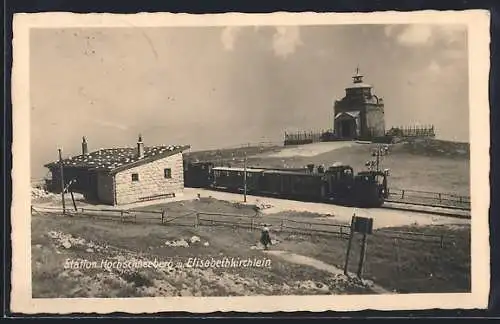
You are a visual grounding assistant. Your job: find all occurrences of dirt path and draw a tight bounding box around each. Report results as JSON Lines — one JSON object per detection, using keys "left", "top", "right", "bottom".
{"left": 264, "top": 250, "right": 391, "bottom": 294}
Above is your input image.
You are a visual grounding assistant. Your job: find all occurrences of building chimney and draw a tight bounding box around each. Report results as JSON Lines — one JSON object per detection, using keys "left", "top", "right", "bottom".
{"left": 82, "top": 136, "right": 89, "bottom": 155}
{"left": 137, "top": 134, "right": 144, "bottom": 158}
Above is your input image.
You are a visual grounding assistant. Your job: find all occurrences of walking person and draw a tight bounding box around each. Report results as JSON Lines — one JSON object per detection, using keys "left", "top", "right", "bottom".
{"left": 260, "top": 224, "right": 272, "bottom": 250}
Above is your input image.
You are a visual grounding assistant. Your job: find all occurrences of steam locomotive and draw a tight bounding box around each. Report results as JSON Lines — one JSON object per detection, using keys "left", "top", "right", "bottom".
{"left": 183, "top": 161, "right": 390, "bottom": 208}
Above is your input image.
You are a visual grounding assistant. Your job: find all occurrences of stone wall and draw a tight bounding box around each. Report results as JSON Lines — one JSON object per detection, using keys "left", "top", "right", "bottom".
{"left": 114, "top": 153, "right": 184, "bottom": 205}
{"left": 365, "top": 108, "right": 386, "bottom": 138}
{"left": 97, "top": 172, "right": 115, "bottom": 204}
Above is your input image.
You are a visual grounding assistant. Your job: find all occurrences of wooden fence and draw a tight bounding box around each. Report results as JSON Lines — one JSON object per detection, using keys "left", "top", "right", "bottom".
{"left": 283, "top": 130, "right": 351, "bottom": 145}
{"left": 386, "top": 125, "right": 436, "bottom": 138}
{"left": 284, "top": 131, "right": 320, "bottom": 146}
{"left": 387, "top": 188, "right": 471, "bottom": 210}
{"left": 376, "top": 228, "right": 449, "bottom": 247}
{"left": 31, "top": 205, "right": 198, "bottom": 227}
{"left": 31, "top": 205, "right": 460, "bottom": 246}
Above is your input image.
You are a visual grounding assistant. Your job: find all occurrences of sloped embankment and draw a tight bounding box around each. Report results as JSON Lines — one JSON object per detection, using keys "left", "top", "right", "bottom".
{"left": 32, "top": 214, "right": 377, "bottom": 298}
{"left": 391, "top": 138, "right": 469, "bottom": 159}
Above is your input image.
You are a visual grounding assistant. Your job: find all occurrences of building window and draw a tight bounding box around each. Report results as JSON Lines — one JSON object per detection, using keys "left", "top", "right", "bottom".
{"left": 131, "top": 173, "right": 139, "bottom": 182}
{"left": 164, "top": 168, "right": 172, "bottom": 179}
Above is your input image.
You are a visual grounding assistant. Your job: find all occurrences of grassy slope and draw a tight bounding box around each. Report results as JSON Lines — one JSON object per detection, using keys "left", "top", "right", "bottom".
{"left": 276, "top": 224, "right": 471, "bottom": 294}
{"left": 184, "top": 145, "right": 282, "bottom": 163}
{"left": 32, "top": 199, "right": 470, "bottom": 297}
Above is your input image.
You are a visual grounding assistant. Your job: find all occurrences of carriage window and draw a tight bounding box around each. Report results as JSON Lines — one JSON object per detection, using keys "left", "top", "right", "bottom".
{"left": 131, "top": 173, "right": 139, "bottom": 182}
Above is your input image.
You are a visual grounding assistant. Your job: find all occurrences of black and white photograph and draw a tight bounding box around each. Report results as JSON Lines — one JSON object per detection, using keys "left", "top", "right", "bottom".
{"left": 11, "top": 11, "right": 490, "bottom": 313}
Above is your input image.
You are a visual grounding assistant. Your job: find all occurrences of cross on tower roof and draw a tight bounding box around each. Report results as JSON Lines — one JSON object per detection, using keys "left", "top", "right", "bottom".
{"left": 353, "top": 66, "right": 364, "bottom": 84}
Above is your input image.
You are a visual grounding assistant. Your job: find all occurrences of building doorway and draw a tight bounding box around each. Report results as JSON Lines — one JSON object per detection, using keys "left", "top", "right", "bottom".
{"left": 341, "top": 119, "right": 355, "bottom": 138}
{"left": 334, "top": 111, "right": 359, "bottom": 139}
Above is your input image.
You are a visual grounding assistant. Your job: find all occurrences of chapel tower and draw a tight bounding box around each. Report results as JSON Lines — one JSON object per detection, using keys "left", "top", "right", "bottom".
{"left": 333, "top": 67, "right": 385, "bottom": 140}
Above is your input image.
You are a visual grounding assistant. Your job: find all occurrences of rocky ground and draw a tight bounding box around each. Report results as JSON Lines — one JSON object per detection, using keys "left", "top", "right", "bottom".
{"left": 32, "top": 211, "right": 375, "bottom": 298}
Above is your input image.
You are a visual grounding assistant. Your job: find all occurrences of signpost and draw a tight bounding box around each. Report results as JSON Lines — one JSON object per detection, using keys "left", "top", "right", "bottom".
{"left": 63, "top": 178, "right": 78, "bottom": 212}
{"left": 343, "top": 216, "right": 356, "bottom": 275}
{"left": 344, "top": 212, "right": 374, "bottom": 278}
{"left": 357, "top": 226, "right": 370, "bottom": 278}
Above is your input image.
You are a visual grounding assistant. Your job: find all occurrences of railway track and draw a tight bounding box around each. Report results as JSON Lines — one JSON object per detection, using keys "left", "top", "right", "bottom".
{"left": 385, "top": 198, "right": 470, "bottom": 211}
{"left": 381, "top": 201, "right": 471, "bottom": 219}
{"left": 184, "top": 187, "right": 471, "bottom": 219}
{"left": 376, "top": 188, "right": 471, "bottom": 218}
{"left": 386, "top": 189, "right": 470, "bottom": 210}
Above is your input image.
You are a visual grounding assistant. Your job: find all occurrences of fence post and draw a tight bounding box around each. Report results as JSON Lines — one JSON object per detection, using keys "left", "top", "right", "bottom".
{"left": 401, "top": 190, "right": 405, "bottom": 199}
{"left": 120, "top": 210, "right": 124, "bottom": 222}
{"left": 196, "top": 213, "right": 200, "bottom": 228}
{"left": 440, "top": 235, "right": 444, "bottom": 248}
{"left": 438, "top": 193, "right": 442, "bottom": 203}
{"left": 161, "top": 210, "right": 165, "bottom": 224}
{"left": 340, "top": 225, "right": 343, "bottom": 238}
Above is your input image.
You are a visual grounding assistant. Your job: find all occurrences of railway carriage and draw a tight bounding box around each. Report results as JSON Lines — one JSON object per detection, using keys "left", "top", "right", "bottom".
{"left": 212, "top": 167, "right": 264, "bottom": 193}
{"left": 258, "top": 170, "right": 324, "bottom": 201}
{"left": 183, "top": 161, "right": 214, "bottom": 188}
{"left": 183, "top": 160, "right": 389, "bottom": 208}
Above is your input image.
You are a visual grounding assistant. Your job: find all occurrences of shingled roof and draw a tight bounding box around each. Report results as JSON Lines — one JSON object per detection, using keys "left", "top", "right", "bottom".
{"left": 45, "top": 144, "right": 190, "bottom": 174}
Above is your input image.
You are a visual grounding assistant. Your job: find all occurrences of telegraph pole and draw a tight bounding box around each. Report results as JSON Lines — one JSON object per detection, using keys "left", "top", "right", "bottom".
{"left": 243, "top": 152, "right": 247, "bottom": 203}
{"left": 58, "top": 148, "right": 66, "bottom": 214}
{"left": 371, "top": 145, "right": 389, "bottom": 173}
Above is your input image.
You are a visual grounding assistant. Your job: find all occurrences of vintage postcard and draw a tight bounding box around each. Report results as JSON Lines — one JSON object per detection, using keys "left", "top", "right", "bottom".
{"left": 11, "top": 10, "right": 490, "bottom": 314}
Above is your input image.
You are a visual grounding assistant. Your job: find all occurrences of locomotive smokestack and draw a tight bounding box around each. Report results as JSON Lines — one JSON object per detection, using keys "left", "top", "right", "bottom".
{"left": 82, "top": 136, "right": 89, "bottom": 155}
{"left": 137, "top": 134, "right": 144, "bottom": 158}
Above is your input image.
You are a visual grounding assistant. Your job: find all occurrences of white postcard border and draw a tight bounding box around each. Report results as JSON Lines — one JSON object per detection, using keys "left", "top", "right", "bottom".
{"left": 10, "top": 10, "right": 491, "bottom": 314}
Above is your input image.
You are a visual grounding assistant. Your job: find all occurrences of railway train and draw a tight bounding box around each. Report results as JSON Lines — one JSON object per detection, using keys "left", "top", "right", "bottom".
{"left": 183, "top": 160, "right": 390, "bottom": 208}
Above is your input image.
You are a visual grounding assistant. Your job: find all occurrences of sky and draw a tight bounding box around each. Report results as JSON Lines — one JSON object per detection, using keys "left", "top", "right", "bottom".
{"left": 30, "top": 24, "right": 469, "bottom": 179}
